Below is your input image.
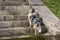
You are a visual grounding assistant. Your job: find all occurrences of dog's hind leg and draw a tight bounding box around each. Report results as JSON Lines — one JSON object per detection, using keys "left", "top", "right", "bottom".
{"left": 37, "top": 25, "right": 42, "bottom": 35}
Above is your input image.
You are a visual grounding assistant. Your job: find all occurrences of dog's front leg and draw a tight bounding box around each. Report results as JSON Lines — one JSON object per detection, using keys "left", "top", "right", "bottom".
{"left": 33, "top": 25, "right": 37, "bottom": 36}
{"left": 35, "top": 28, "right": 37, "bottom": 36}
{"left": 29, "top": 21, "right": 33, "bottom": 28}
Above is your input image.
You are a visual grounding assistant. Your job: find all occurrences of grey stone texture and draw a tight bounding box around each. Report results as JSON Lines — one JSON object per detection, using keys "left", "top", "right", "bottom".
{"left": 0, "top": 27, "right": 28, "bottom": 37}
{"left": 0, "top": 21, "right": 12, "bottom": 28}
{"left": 28, "top": 0, "right": 43, "bottom": 6}
{"left": 4, "top": 15, "right": 14, "bottom": 21}
{"left": 12, "top": 21, "right": 29, "bottom": 27}
{"left": 0, "top": 16, "right": 4, "bottom": 21}
{"left": 0, "top": 10, "right": 9, "bottom": 15}
{"left": 14, "top": 15, "right": 28, "bottom": 21}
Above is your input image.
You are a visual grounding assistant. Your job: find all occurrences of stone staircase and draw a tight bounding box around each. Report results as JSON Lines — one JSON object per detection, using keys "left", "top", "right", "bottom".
{"left": 0, "top": 9, "right": 32, "bottom": 38}
{"left": 0, "top": 0, "right": 60, "bottom": 39}
{"left": 0, "top": 0, "right": 29, "bottom": 6}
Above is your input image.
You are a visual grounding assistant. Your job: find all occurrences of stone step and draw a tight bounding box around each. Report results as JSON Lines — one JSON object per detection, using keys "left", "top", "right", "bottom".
{"left": 0, "top": 35, "right": 32, "bottom": 39}
{"left": 5, "top": 6, "right": 29, "bottom": 15}
{"left": 0, "top": 33, "right": 52, "bottom": 39}
{"left": 0, "top": 21, "right": 29, "bottom": 29}
{"left": 28, "top": 0, "right": 44, "bottom": 6}
{"left": 43, "top": 19, "right": 60, "bottom": 35}
{"left": 0, "top": 10, "right": 9, "bottom": 15}
{"left": 0, "top": 15, "right": 28, "bottom": 21}
{"left": 12, "top": 21, "right": 29, "bottom": 27}
{"left": 32, "top": 6, "right": 60, "bottom": 35}
{"left": 0, "top": 27, "right": 32, "bottom": 37}
{"left": 0, "top": 0, "right": 29, "bottom": 6}
{"left": 0, "top": 10, "right": 27, "bottom": 15}
{"left": 0, "top": 6, "right": 29, "bottom": 15}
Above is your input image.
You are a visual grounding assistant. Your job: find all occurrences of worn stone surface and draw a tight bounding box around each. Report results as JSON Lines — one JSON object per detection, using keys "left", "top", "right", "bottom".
{"left": 5, "top": 6, "right": 29, "bottom": 15}
{"left": 12, "top": 21, "right": 20, "bottom": 27}
{"left": 4, "top": 15, "right": 14, "bottom": 21}
{"left": 28, "top": 0, "right": 43, "bottom": 6}
{"left": 0, "top": 16, "right": 4, "bottom": 21}
{"left": 0, "top": 15, "right": 28, "bottom": 21}
{"left": 43, "top": 19, "right": 60, "bottom": 35}
{"left": 23, "top": 21, "right": 29, "bottom": 27}
{"left": 0, "top": 21, "right": 12, "bottom": 28}
{"left": 5, "top": 6, "right": 21, "bottom": 15}
{"left": 0, "top": 21, "right": 29, "bottom": 28}
{"left": 32, "top": 6, "right": 60, "bottom": 35}
{"left": 20, "top": 6, "right": 29, "bottom": 15}
{"left": 8, "top": 11, "right": 21, "bottom": 15}
{"left": 14, "top": 15, "right": 28, "bottom": 21}
{"left": 0, "top": 27, "right": 28, "bottom": 37}
{"left": 12, "top": 21, "right": 29, "bottom": 27}
{"left": 0, "top": 10, "right": 9, "bottom": 15}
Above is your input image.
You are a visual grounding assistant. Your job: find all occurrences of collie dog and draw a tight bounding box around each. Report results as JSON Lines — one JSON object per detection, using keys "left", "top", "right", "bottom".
{"left": 28, "top": 8, "right": 42, "bottom": 35}
{"left": 28, "top": 8, "right": 48, "bottom": 35}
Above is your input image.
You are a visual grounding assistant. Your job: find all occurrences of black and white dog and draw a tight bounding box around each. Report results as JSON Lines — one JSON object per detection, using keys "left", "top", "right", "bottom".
{"left": 28, "top": 8, "right": 47, "bottom": 35}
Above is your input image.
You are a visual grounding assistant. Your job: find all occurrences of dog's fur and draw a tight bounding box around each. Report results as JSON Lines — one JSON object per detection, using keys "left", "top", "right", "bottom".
{"left": 28, "top": 9, "right": 42, "bottom": 35}
{"left": 28, "top": 8, "right": 48, "bottom": 35}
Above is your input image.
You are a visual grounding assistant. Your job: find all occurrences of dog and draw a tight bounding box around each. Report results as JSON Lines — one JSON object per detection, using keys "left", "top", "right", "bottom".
{"left": 28, "top": 8, "right": 42, "bottom": 35}
{"left": 28, "top": 8, "right": 48, "bottom": 35}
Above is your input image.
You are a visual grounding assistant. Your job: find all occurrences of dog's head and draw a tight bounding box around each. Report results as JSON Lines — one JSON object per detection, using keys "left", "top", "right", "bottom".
{"left": 28, "top": 8, "right": 35, "bottom": 13}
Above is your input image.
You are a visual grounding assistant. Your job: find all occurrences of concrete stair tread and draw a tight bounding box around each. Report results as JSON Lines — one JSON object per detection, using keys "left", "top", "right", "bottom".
{"left": 3, "top": 0, "right": 29, "bottom": 6}
{"left": 0, "top": 33, "right": 52, "bottom": 39}
{"left": 0, "top": 35, "right": 32, "bottom": 39}
{"left": 0, "top": 10, "right": 9, "bottom": 15}
{"left": 0, "top": 15, "right": 28, "bottom": 16}
{"left": 0, "top": 21, "right": 29, "bottom": 28}
{"left": 28, "top": 0, "right": 43, "bottom": 6}
{"left": 0, "top": 27, "right": 52, "bottom": 39}
{"left": 0, "top": 27, "right": 34, "bottom": 37}
{"left": 0, "top": 15, "right": 28, "bottom": 21}
{"left": 0, "top": 27, "right": 27, "bottom": 30}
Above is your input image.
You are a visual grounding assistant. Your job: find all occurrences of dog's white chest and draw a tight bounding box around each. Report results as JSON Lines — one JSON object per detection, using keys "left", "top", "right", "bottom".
{"left": 28, "top": 13, "right": 33, "bottom": 17}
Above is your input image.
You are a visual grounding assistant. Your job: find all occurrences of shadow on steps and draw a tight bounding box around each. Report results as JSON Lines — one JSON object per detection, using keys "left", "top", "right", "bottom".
{"left": 39, "top": 18, "right": 48, "bottom": 34}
